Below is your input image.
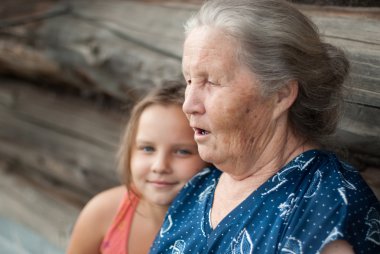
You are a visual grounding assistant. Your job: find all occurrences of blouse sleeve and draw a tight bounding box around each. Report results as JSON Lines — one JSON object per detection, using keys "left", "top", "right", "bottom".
{"left": 279, "top": 162, "right": 380, "bottom": 254}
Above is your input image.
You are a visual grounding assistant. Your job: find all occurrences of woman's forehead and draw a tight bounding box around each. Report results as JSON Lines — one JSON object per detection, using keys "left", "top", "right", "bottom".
{"left": 182, "top": 28, "right": 239, "bottom": 74}
{"left": 184, "top": 26, "right": 235, "bottom": 52}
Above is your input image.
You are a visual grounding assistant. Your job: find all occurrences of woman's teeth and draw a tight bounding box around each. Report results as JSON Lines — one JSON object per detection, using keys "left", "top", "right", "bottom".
{"left": 200, "top": 129, "right": 209, "bottom": 135}
{"left": 194, "top": 127, "right": 209, "bottom": 135}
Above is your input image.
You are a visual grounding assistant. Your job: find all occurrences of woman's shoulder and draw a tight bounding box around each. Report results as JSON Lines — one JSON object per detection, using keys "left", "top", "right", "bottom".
{"left": 295, "top": 150, "right": 378, "bottom": 207}
{"left": 316, "top": 151, "right": 372, "bottom": 190}
{"left": 292, "top": 149, "right": 361, "bottom": 180}
{"left": 282, "top": 150, "right": 377, "bottom": 207}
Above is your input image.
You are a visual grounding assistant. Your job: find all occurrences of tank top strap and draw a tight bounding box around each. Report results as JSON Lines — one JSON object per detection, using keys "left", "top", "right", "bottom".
{"left": 100, "top": 191, "right": 139, "bottom": 254}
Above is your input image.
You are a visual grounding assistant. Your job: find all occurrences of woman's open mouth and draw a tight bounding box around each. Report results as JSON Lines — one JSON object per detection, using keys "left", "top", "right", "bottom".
{"left": 193, "top": 128, "right": 211, "bottom": 143}
{"left": 194, "top": 127, "right": 210, "bottom": 136}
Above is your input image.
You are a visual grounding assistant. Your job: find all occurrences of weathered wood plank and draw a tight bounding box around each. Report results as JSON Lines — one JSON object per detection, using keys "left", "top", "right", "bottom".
{"left": 302, "top": 6, "right": 380, "bottom": 113}
{"left": 0, "top": 158, "right": 80, "bottom": 251}
{"left": 336, "top": 101, "right": 380, "bottom": 166}
{"left": 360, "top": 167, "right": 380, "bottom": 200}
{"left": 0, "top": 80, "right": 124, "bottom": 201}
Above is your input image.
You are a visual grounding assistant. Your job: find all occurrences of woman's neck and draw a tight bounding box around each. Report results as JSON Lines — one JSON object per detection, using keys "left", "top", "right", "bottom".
{"left": 217, "top": 137, "right": 314, "bottom": 199}
{"left": 218, "top": 118, "right": 317, "bottom": 182}
{"left": 211, "top": 124, "right": 317, "bottom": 228}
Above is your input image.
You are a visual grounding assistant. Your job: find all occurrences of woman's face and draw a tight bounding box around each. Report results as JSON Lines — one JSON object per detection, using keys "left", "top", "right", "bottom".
{"left": 182, "top": 26, "right": 276, "bottom": 174}
{"left": 130, "top": 104, "right": 206, "bottom": 207}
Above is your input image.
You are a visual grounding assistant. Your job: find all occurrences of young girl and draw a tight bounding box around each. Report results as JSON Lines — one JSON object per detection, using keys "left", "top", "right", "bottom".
{"left": 67, "top": 82, "right": 208, "bottom": 254}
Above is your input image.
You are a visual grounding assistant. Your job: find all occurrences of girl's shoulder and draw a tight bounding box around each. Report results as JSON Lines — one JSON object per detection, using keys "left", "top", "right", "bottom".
{"left": 66, "top": 185, "right": 126, "bottom": 254}
{"left": 85, "top": 185, "right": 126, "bottom": 226}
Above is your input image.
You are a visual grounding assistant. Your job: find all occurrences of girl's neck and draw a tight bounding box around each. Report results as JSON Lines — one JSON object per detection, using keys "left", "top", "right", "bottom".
{"left": 136, "top": 199, "right": 168, "bottom": 224}
{"left": 128, "top": 199, "right": 168, "bottom": 254}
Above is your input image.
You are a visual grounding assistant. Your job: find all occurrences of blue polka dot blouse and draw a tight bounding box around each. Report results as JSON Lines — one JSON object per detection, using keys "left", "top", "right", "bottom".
{"left": 150, "top": 150, "right": 380, "bottom": 254}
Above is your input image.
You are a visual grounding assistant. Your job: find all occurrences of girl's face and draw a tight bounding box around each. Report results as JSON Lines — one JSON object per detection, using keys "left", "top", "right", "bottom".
{"left": 130, "top": 104, "right": 206, "bottom": 207}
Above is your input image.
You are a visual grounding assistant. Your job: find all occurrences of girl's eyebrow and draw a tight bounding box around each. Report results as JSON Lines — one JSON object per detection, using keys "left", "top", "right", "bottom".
{"left": 174, "top": 143, "right": 198, "bottom": 147}
{"left": 135, "top": 139, "right": 154, "bottom": 144}
{"left": 135, "top": 140, "right": 196, "bottom": 146}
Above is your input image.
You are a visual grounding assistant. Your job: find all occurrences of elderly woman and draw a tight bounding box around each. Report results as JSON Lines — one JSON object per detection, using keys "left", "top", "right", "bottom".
{"left": 150, "top": 0, "right": 380, "bottom": 253}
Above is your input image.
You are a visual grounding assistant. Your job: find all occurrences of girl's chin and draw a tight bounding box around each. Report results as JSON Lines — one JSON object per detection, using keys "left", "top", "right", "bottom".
{"left": 147, "top": 197, "right": 173, "bottom": 207}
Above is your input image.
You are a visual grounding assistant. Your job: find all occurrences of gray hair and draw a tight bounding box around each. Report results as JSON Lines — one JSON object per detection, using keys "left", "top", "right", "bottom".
{"left": 184, "top": 0, "right": 349, "bottom": 145}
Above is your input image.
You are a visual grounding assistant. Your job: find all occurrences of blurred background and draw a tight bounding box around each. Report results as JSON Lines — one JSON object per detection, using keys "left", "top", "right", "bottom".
{"left": 0, "top": 0, "right": 379, "bottom": 253}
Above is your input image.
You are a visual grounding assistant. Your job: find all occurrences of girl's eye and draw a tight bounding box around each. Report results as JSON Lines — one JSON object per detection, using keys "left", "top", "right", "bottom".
{"left": 140, "top": 146, "right": 155, "bottom": 153}
{"left": 175, "top": 149, "right": 192, "bottom": 156}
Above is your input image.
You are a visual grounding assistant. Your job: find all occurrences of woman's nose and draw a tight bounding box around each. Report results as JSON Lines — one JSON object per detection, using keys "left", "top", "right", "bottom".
{"left": 151, "top": 153, "right": 171, "bottom": 174}
{"left": 182, "top": 85, "right": 205, "bottom": 115}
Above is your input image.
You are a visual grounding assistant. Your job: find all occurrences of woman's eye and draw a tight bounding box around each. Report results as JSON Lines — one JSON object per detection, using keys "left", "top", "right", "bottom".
{"left": 207, "top": 80, "right": 218, "bottom": 86}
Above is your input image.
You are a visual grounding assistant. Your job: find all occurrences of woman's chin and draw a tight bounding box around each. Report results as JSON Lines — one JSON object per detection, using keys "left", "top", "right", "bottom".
{"left": 198, "top": 149, "right": 215, "bottom": 164}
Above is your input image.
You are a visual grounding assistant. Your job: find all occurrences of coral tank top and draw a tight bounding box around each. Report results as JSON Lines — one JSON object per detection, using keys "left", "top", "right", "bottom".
{"left": 100, "top": 191, "right": 139, "bottom": 254}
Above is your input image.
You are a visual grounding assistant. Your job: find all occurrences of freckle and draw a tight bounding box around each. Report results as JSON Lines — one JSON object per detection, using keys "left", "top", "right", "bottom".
{"left": 245, "top": 108, "right": 250, "bottom": 113}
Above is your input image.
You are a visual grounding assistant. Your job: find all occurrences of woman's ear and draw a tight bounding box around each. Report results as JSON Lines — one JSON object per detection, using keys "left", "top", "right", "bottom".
{"left": 272, "top": 80, "right": 298, "bottom": 119}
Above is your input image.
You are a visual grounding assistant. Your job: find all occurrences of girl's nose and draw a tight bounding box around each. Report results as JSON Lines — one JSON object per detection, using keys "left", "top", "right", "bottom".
{"left": 151, "top": 153, "right": 171, "bottom": 174}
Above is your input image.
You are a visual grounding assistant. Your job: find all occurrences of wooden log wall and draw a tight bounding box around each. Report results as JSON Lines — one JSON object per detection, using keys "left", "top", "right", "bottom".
{"left": 0, "top": 79, "right": 125, "bottom": 250}
{"left": 0, "top": 156, "right": 80, "bottom": 250}
{"left": 0, "top": 80, "right": 124, "bottom": 203}
{"left": 1, "top": 0, "right": 379, "bottom": 172}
